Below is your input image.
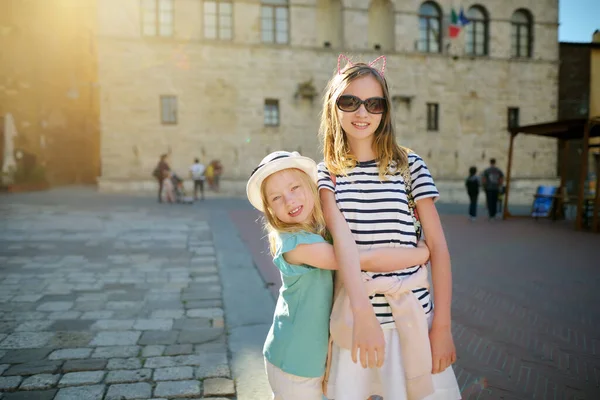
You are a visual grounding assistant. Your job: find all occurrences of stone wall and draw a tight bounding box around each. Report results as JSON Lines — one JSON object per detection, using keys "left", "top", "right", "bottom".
{"left": 96, "top": 0, "right": 560, "bottom": 199}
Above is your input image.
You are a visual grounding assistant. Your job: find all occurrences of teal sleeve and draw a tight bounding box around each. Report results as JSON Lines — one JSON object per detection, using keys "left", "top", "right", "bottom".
{"left": 275, "top": 232, "right": 327, "bottom": 277}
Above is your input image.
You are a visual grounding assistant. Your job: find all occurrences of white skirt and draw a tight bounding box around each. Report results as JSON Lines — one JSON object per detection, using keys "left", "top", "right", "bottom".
{"left": 326, "top": 314, "right": 461, "bottom": 400}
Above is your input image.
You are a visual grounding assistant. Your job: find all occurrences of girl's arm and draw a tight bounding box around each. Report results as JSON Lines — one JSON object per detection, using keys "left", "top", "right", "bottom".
{"left": 284, "top": 241, "right": 429, "bottom": 272}
{"left": 416, "top": 197, "right": 456, "bottom": 374}
{"left": 320, "top": 189, "right": 385, "bottom": 369}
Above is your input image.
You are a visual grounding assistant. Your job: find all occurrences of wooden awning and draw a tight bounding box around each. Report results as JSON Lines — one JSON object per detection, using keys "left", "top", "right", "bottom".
{"left": 509, "top": 118, "right": 600, "bottom": 140}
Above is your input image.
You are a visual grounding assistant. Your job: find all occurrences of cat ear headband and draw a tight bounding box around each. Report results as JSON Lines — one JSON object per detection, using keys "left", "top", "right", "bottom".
{"left": 337, "top": 54, "right": 386, "bottom": 77}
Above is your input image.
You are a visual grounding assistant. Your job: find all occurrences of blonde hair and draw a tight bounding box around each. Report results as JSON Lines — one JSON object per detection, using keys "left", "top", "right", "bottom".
{"left": 319, "top": 62, "right": 409, "bottom": 179}
{"left": 260, "top": 168, "right": 329, "bottom": 256}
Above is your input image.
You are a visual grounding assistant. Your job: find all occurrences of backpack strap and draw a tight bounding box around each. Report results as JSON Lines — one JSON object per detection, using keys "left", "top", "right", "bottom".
{"left": 401, "top": 162, "right": 422, "bottom": 240}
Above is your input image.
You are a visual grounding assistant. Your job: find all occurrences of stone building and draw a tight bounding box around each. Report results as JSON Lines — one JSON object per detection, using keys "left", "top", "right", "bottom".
{"left": 0, "top": 0, "right": 100, "bottom": 185}
{"left": 96, "top": 0, "right": 561, "bottom": 203}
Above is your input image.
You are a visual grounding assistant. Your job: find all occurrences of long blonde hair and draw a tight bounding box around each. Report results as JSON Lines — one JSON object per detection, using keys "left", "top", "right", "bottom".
{"left": 260, "top": 168, "right": 329, "bottom": 256}
{"left": 319, "top": 62, "right": 409, "bottom": 179}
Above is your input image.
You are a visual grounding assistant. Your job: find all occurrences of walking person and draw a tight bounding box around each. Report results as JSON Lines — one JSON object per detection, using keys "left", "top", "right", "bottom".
{"left": 153, "top": 154, "right": 170, "bottom": 203}
{"left": 465, "top": 166, "right": 480, "bottom": 221}
{"left": 189, "top": 158, "right": 206, "bottom": 201}
{"left": 481, "top": 158, "right": 504, "bottom": 220}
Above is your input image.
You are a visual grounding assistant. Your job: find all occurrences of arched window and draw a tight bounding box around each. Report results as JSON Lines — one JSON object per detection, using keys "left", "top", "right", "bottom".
{"left": 261, "top": 0, "right": 289, "bottom": 44}
{"left": 465, "top": 6, "right": 488, "bottom": 56}
{"left": 511, "top": 9, "right": 532, "bottom": 58}
{"left": 368, "top": 0, "right": 394, "bottom": 51}
{"left": 418, "top": 2, "right": 441, "bottom": 53}
{"left": 316, "top": 0, "right": 342, "bottom": 48}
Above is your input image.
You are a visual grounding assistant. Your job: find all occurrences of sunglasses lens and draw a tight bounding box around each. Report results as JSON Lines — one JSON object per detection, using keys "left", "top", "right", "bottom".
{"left": 337, "top": 95, "right": 360, "bottom": 112}
{"left": 365, "top": 98, "right": 386, "bottom": 114}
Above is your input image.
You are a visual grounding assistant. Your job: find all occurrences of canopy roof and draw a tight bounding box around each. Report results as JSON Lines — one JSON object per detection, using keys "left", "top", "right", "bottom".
{"left": 509, "top": 118, "right": 600, "bottom": 140}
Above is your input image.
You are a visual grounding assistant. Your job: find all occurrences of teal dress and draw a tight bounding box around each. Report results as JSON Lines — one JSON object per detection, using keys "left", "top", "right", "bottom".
{"left": 263, "top": 231, "right": 334, "bottom": 378}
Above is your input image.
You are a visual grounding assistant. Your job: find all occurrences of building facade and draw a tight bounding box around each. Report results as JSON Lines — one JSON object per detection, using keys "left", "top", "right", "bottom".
{"left": 96, "top": 0, "right": 561, "bottom": 203}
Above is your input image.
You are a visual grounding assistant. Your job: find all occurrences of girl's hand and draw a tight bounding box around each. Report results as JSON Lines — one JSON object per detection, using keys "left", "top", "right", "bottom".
{"left": 429, "top": 325, "right": 456, "bottom": 374}
{"left": 352, "top": 308, "right": 385, "bottom": 369}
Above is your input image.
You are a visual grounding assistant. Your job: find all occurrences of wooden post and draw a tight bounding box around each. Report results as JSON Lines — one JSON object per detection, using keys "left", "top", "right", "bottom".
{"left": 575, "top": 121, "right": 590, "bottom": 230}
{"left": 593, "top": 152, "right": 600, "bottom": 233}
{"left": 557, "top": 139, "right": 568, "bottom": 219}
{"left": 503, "top": 132, "right": 517, "bottom": 219}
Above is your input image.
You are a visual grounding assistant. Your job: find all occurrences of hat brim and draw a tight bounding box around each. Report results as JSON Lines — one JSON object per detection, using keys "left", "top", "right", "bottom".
{"left": 246, "top": 156, "right": 318, "bottom": 211}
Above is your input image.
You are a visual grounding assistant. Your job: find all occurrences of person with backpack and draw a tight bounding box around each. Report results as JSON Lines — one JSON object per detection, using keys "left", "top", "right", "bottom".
{"left": 481, "top": 158, "right": 505, "bottom": 220}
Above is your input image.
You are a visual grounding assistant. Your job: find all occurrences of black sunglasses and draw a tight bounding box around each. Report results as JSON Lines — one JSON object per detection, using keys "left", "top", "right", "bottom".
{"left": 336, "top": 95, "right": 387, "bottom": 114}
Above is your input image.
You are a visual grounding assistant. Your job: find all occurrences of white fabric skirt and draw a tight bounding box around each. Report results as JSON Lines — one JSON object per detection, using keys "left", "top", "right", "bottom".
{"left": 265, "top": 359, "right": 324, "bottom": 400}
{"left": 326, "top": 314, "right": 461, "bottom": 400}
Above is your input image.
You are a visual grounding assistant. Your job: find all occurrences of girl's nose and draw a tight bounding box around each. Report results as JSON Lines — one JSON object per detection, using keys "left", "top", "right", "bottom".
{"left": 356, "top": 104, "right": 368, "bottom": 116}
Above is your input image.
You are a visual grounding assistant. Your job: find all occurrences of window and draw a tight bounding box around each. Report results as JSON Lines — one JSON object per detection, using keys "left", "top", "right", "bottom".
{"left": 508, "top": 107, "right": 520, "bottom": 129}
{"left": 204, "top": 1, "right": 233, "bottom": 40}
{"left": 465, "top": 6, "right": 488, "bottom": 56}
{"left": 161, "top": 96, "right": 177, "bottom": 124}
{"left": 426, "top": 103, "right": 439, "bottom": 131}
{"left": 264, "top": 99, "right": 280, "bottom": 126}
{"left": 141, "top": 0, "right": 174, "bottom": 37}
{"left": 511, "top": 9, "right": 532, "bottom": 58}
{"left": 418, "top": 2, "right": 442, "bottom": 53}
{"left": 261, "top": 0, "right": 289, "bottom": 44}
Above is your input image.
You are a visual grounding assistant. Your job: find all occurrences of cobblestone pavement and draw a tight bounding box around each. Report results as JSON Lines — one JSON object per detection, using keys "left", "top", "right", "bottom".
{"left": 231, "top": 209, "right": 600, "bottom": 400}
{"left": 0, "top": 190, "right": 236, "bottom": 399}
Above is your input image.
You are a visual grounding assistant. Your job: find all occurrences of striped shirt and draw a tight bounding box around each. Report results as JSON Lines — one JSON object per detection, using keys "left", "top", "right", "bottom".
{"left": 317, "top": 153, "right": 439, "bottom": 326}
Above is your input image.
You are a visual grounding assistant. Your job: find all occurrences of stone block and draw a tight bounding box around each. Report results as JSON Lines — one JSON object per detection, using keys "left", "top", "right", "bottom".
{"left": 54, "top": 384, "right": 105, "bottom": 400}
{"left": 92, "top": 346, "right": 140, "bottom": 359}
{"left": 153, "top": 366, "right": 194, "bottom": 381}
{"left": 58, "top": 371, "right": 105, "bottom": 387}
{"left": 107, "top": 358, "right": 141, "bottom": 370}
{"left": 62, "top": 359, "right": 108, "bottom": 373}
{"left": 203, "top": 378, "right": 235, "bottom": 396}
{"left": 105, "top": 369, "right": 152, "bottom": 384}
{"left": 90, "top": 331, "right": 140, "bottom": 346}
{"left": 49, "top": 348, "right": 92, "bottom": 360}
{"left": 105, "top": 382, "right": 152, "bottom": 399}
{"left": 19, "top": 374, "right": 60, "bottom": 390}
{"left": 153, "top": 380, "right": 201, "bottom": 398}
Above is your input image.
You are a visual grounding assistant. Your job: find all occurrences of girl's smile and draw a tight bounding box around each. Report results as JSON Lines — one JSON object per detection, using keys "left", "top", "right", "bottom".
{"left": 264, "top": 169, "right": 315, "bottom": 225}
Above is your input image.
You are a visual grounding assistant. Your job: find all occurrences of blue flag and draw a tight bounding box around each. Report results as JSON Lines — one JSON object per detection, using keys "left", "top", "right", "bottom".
{"left": 459, "top": 7, "right": 470, "bottom": 26}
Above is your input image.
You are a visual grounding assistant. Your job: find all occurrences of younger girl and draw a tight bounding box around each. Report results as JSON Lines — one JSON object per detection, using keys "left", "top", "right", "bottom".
{"left": 246, "top": 150, "right": 432, "bottom": 400}
{"left": 318, "top": 56, "right": 461, "bottom": 399}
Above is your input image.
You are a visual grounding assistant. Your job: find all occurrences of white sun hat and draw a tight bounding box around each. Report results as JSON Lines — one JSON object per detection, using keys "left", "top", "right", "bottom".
{"left": 246, "top": 151, "right": 318, "bottom": 211}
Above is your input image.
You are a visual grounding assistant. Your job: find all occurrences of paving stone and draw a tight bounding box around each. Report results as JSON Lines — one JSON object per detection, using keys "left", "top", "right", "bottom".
{"left": 196, "top": 352, "right": 227, "bottom": 365}
{"left": 107, "top": 358, "right": 141, "bottom": 370}
{"left": 91, "top": 346, "right": 140, "bottom": 359}
{"left": 105, "top": 382, "right": 152, "bottom": 400}
{"left": 48, "top": 348, "right": 92, "bottom": 360}
{"left": 0, "top": 376, "right": 22, "bottom": 390}
{"left": 90, "top": 331, "right": 140, "bottom": 346}
{"left": 181, "top": 291, "right": 221, "bottom": 301}
{"left": 62, "top": 359, "right": 107, "bottom": 373}
{"left": 10, "top": 295, "right": 43, "bottom": 303}
{"left": 58, "top": 371, "right": 105, "bottom": 387}
{"left": 48, "top": 331, "right": 93, "bottom": 348}
{"left": 194, "top": 340, "right": 227, "bottom": 354}
{"left": 14, "top": 321, "right": 55, "bottom": 332}
{"left": 0, "top": 348, "right": 52, "bottom": 364}
{"left": 202, "top": 377, "right": 235, "bottom": 396}
{"left": 106, "top": 301, "right": 142, "bottom": 311}
{"left": 153, "top": 366, "right": 194, "bottom": 381}
{"left": 141, "top": 345, "right": 165, "bottom": 357}
{"left": 1, "top": 389, "right": 58, "bottom": 400}
{"left": 36, "top": 302, "right": 73, "bottom": 312}
{"left": 54, "top": 384, "right": 105, "bottom": 400}
{"left": 3, "top": 361, "right": 62, "bottom": 376}
{"left": 153, "top": 380, "right": 201, "bottom": 398}
{"left": 0, "top": 322, "right": 19, "bottom": 334}
{"left": 144, "top": 356, "right": 177, "bottom": 369}
{"left": 105, "top": 369, "right": 152, "bottom": 384}
{"left": 0, "top": 332, "right": 54, "bottom": 349}
{"left": 184, "top": 299, "right": 223, "bottom": 310}
{"left": 90, "top": 320, "right": 134, "bottom": 331}
{"left": 172, "top": 318, "right": 211, "bottom": 330}
{"left": 195, "top": 363, "right": 231, "bottom": 379}
{"left": 150, "top": 309, "right": 184, "bottom": 319}
{"left": 163, "top": 344, "right": 193, "bottom": 356}
{"left": 48, "top": 319, "right": 94, "bottom": 331}
{"left": 177, "top": 328, "right": 224, "bottom": 344}
{"left": 0, "top": 364, "right": 9, "bottom": 375}
{"left": 185, "top": 308, "right": 223, "bottom": 318}
{"left": 73, "top": 301, "right": 105, "bottom": 312}
{"left": 138, "top": 331, "right": 178, "bottom": 345}
{"left": 39, "top": 295, "right": 78, "bottom": 303}
{"left": 48, "top": 311, "right": 82, "bottom": 320}
{"left": 133, "top": 319, "right": 173, "bottom": 331}
{"left": 19, "top": 373, "right": 60, "bottom": 390}
{"left": 80, "top": 311, "right": 114, "bottom": 320}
